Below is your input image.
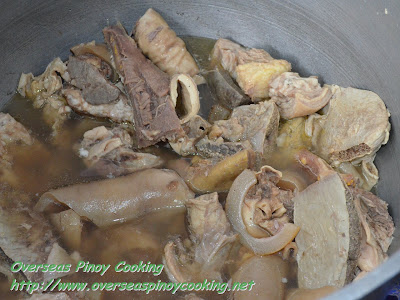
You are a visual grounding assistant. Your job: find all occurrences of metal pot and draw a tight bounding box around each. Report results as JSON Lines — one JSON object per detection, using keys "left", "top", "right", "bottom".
{"left": 0, "top": 0, "right": 399, "bottom": 299}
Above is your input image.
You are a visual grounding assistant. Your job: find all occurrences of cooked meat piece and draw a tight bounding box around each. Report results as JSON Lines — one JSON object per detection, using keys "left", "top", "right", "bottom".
{"left": 269, "top": 72, "right": 332, "bottom": 119}
{"left": 169, "top": 116, "right": 211, "bottom": 156}
{"left": 163, "top": 193, "right": 237, "bottom": 282}
{"left": 36, "top": 169, "right": 194, "bottom": 227}
{"left": 211, "top": 38, "right": 274, "bottom": 79}
{"left": 17, "top": 58, "right": 71, "bottom": 133}
{"left": 0, "top": 113, "right": 33, "bottom": 151}
{"left": 71, "top": 41, "right": 117, "bottom": 80}
{"left": 204, "top": 66, "right": 250, "bottom": 109}
{"left": 104, "top": 24, "right": 184, "bottom": 148}
{"left": 294, "top": 171, "right": 361, "bottom": 289}
{"left": 208, "top": 104, "right": 231, "bottom": 124}
{"left": 231, "top": 255, "right": 288, "bottom": 300}
{"left": 336, "top": 159, "right": 379, "bottom": 191}
{"left": 63, "top": 88, "right": 134, "bottom": 123}
{"left": 208, "top": 101, "right": 279, "bottom": 156}
{"left": 305, "top": 86, "right": 390, "bottom": 190}
{"left": 0, "top": 187, "right": 74, "bottom": 282}
{"left": 351, "top": 187, "right": 394, "bottom": 273}
{"left": 77, "top": 125, "right": 162, "bottom": 177}
{"left": 67, "top": 56, "right": 120, "bottom": 105}
{"left": 0, "top": 113, "right": 35, "bottom": 185}
{"left": 211, "top": 38, "right": 291, "bottom": 100}
{"left": 306, "top": 85, "right": 390, "bottom": 165}
{"left": 134, "top": 8, "right": 199, "bottom": 76}
{"left": 236, "top": 60, "right": 291, "bottom": 100}
{"left": 195, "top": 136, "right": 251, "bottom": 159}
{"left": 185, "top": 149, "right": 255, "bottom": 193}
{"left": 243, "top": 166, "right": 293, "bottom": 237}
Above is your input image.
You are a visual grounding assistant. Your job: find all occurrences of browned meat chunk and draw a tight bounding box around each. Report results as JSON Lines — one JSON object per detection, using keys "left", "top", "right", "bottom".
{"left": 269, "top": 72, "right": 332, "bottom": 119}
{"left": 134, "top": 8, "right": 199, "bottom": 76}
{"left": 77, "top": 125, "right": 162, "bottom": 177}
{"left": 195, "top": 136, "right": 251, "bottom": 159}
{"left": 163, "top": 193, "right": 237, "bottom": 282}
{"left": 67, "top": 55, "right": 120, "bottom": 105}
{"left": 103, "top": 24, "right": 184, "bottom": 148}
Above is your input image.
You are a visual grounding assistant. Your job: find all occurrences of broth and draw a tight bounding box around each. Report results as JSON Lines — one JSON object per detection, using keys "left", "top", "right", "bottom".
{"left": 0, "top": 36, "right": 301, "bottom": 300}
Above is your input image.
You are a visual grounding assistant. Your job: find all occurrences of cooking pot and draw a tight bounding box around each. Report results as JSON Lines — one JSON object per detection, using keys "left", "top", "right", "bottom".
{"left": 0, "top": 0, "right": 399, "bottom": 299}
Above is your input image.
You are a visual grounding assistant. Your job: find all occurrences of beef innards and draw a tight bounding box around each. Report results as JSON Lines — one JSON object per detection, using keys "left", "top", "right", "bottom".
{"left": 0, "top": 7, "right": 394, "bottom": 300}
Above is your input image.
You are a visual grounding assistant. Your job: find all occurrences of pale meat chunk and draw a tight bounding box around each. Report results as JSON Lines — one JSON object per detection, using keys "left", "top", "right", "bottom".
{"left": 294, "top": 172, "right": 360, "bottom": 289}
{"left": 211, "top": 38, "right": 291, "bottom": 100}
{"left": 135, "top": 8, "right": 199, "bottom": 76}
{"left": 63, "top": 88, "right": 134, "bottom": 123}
{"left": 211, "top": 38, "right": 274, "bottom": 78}
{"left": 306, "top": 85, "right": 390, "bottom": 165}
{"left": 77, "top": 125, "right": 162, "bottom": 177}
{"left": 305, "top": 85, "right": 390, "bottom": 190}
{"left": 163, "top": 193, "right": 237, "bottom": 282}
{"left": 352, "top": 187, "right": 394, "bottom": 274}
{"left": 269, "top": 72, "right": 332, "bottom": 119}
{"left": 18, "top": 58, "right": 71, "bottom": 133}
{"left": 0, "top": 113, "right": 33, "bottom": 150}
{"left": 0, "top": 188, "right": 75, "bottom": 282}
{"left": 207, "top": 101, "right": 279, "bottom": 156}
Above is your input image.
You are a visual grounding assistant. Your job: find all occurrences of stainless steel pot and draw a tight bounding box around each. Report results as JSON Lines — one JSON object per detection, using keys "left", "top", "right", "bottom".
{"left": 0, "top": 0, "right": 399, "bottom": 299}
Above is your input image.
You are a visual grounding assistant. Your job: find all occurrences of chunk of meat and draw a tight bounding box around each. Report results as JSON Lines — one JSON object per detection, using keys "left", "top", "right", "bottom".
{"left": 17, "top": 58, "right": 71, "bottom": 133}
{"left": 169, "top": 116, "right": 211, "bottom": 156}
{"left": 231, "top": 255, "right": 288, "bottom": 300}
{"left": 269, "top": 72, "right": 332, "bottom": 119}
{"left": 294, "top": 172, "right": 361, "bottom": 289}
{"left": 208, "top": 101, "right": 279, "bottom": 156}
{"left": 0, "top": 187, "right": 75, "bottom": 282}
{"left": 243, "top": 166, "right": 294, "bottom": 238}
{"left": 63, "top": 88, "right": 134, "bottom": 123}
{"left": 236, "top": 60, "right": 291, "bottom": 100}
{"left": 204, "top": 66, "right": 250, "bottom": 109}
{"left": 103, "top": 23, "right": 184, "bottom": 148}
{"left": 0, "top": 113, "right": 35, "bottom": 184}
{"left": 163, "top": 193, "right": 237, "bottom": 282}
{"left": 36, "top": 169, "right": 194, "bottom": 227}
{"left": 77, "top": 125, "right": 162, "bottom": 177}
{"left": 211, "top": 38, "right": 291, "bottom": 100}
{"left": 305, "top": 86, "right": 390, "bottom": 191}
{"left": 185, "top": 149, "right": 255, "bottom": 193}
{"left": 134, "top": 8, "right": 199, "bottom": 76}
{"left": 0, "top": 113, "right": 33, "bottom": 151}
{"left": 351, "top": 187, "right": 394, "bottom": 274}
{"left": 211, "top": 38, "right": 274, "bottom": 79}
{"left": 195, "top": 136, "right": 251, "bottom": 159}
{"left": 67, "top": 55, "right": 120, "bottom": 105}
